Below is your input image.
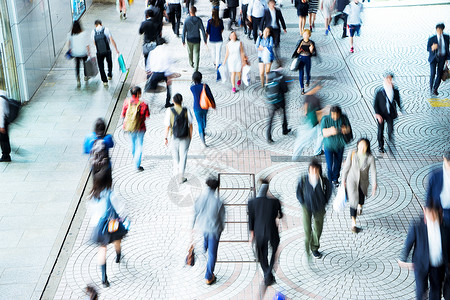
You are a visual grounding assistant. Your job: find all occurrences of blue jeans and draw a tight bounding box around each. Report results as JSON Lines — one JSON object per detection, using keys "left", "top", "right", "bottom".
{"left": 203, "top": 233, "right": 220, "bottom": 280}
{"left": 194, "top": 109, "right": 208, "bottom": 144}
{"left": 298, "top": 56, "right": 311, "bottom": 89}
{"left": 324, "top": 148, "right": 344, "bottom": 182}
{"left": 129, "top": 131, "right": 145, "bottom": 169}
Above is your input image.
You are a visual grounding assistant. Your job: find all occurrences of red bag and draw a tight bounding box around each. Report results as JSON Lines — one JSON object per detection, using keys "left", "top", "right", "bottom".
{"left": 199, "top": 84, "right": 215, "bottom": 110}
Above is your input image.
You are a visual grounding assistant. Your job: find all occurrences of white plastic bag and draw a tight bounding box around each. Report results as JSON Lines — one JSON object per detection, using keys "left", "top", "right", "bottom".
{"left": 242, "top": 64, "right": 251, "bottom": 86}
{"left": 333, "top": 185, "right": 347, "bottom": 212}
{"left": 218, "top": 63, "right": 229, "bottom": 83}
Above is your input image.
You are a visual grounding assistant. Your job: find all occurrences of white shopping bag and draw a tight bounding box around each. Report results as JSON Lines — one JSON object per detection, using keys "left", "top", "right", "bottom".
{"left": 333, "top": 185, "right": 347, "bottom": 212}
{"left": 218, "top": 63, "right": 229, "bottom": 83}
{"left": 242, "top": 64, "right": 251, "bottom": 86}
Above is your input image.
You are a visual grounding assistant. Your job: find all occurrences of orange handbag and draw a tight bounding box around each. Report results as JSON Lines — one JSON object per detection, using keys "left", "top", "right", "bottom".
{"left": 199, "top": 84, "right": 216, "bottom": 110}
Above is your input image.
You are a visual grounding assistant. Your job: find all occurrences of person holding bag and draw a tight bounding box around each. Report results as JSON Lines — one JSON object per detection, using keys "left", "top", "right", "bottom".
{"left": 68, "top": 21, "right": 90, "bottom": 87}
{"left": 341, "top": 138, "right": 377, "bottom": 233}
{"left": 256, "top": 27, "right": 275, "bottom": 88}
{"left": 292, "top": 29, "right": 315, "bottom": 95}
{"left": 223, "top": 31, "right": 247, "bottom": 93}
{"left": 87, "top": 167, "right": 128, "bottom": 287}
{"left": 190, "top": 72, "right": 215, "bottom": 147}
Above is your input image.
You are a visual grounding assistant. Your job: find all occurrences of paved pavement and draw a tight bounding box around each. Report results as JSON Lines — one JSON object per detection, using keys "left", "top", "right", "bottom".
{"left": 3, "top": 0, "right": 450, "bottom": 299}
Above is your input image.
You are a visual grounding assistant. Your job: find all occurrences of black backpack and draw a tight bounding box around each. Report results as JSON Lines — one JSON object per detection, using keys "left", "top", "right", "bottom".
{"left": 171, "top": 108, "right": 189, "bottom": 138}
{"left": 1, "top": 95, "right": 20, "bottom": 124}
{"left": 265, "top": 71, "right": 287, "bottom": 105}
{"left": 94, "top": 28, "right": 111, "bottom": 55}
{"left": 89, "top": 138, "right": 110, "bottom": 173}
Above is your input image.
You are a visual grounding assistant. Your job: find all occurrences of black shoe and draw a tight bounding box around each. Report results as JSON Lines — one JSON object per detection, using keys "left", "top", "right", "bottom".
{"left": 137, "top": 166, "right": 144, "bottom": 172}
{"left": 116, "top": 252, "right": 121, "bottom": 263}
{"left": 342, "top": 33, "right": 348, "bottom": 39}
{"left": 268, "top": 138, "right": 275, "bottom": 144}
{"left": 264, "top": 275, "right": 276, "bottom": 286}
{"left": 305, "top": 82, "right": 310, "bottom": 87}
{"left": 312, "top": 250, "right": 322, "bottom": 259}
{"left": 314, "top": 150, "right": 324, "bottom": 156}
{"left": 102, "top": 280, "right": 110, "bottom": 288}
{"left": 301, "top": 89, "right": 305, "bottom": 95}
{"left": 165, "top": 103, "right": 174, "bottom": 108}
{"left": 351, "top": 226, "right": 361, "bottom": 233}
{"left": 282, "top": 129, "right": 291, "bottom": 135}
{"left": 433, "top": 89, "right": 439, "bottom": 96}
{"left": 0, "top": 156, "right": 11, "bottom": 162}
{"left": 378, "top": 148, "right": 386, "bottom": 153}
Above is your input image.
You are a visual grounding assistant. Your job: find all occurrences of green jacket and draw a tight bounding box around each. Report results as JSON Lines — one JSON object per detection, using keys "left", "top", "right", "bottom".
{"left": 321, "top": 114, "right": 351, "bottom": 151}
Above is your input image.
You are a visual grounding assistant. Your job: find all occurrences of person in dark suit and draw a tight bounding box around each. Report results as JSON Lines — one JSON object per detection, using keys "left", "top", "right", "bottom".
{"left": 261, "top": 0, "right": 286, "bottom": 63}
{"left": 248, "top": 179, "right": 283, "bottom": 286}
{"left": 227, "top": 0, "right": 240, "bottom": 30}
{"left": 428, "top": 23, "right": 450, "bottom": 96}
{"left": 426, "top": 150, "right": 450, "bottom": 225}
{"left": 373, "top": 72, "right": 401, "bottom": 153}
{"left": 398, "top": 203, "right": 449, "bottom": 300}
{"left": 333, "top": 0, "right": 349, "bottom": 38}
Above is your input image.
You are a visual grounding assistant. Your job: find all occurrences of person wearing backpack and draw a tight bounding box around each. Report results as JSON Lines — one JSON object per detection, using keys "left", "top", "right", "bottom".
{"left": 84, "top": 118, "right": 114, "bottom": 177}
{"left": 266, "top": 70, "right": 290, "bottom": 143}
{"left": 91, "top": 20, "right": 120, "bottom": 86}
{"left": 0, "top": 90, "right": 11, "bottom": 162}
{"left": 164, "top": 93, "right": 193, "bottom": 183}
{"left": 121, "top": 86, "right": 150, "bottom": 172}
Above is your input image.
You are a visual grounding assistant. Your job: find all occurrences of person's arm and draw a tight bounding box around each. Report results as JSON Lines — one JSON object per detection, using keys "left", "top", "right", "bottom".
{"left": 369, "top": 155, "right": 377, "bottom": 197}
{"left": 248, "top": 200, "right": 255, "bottom": 232}
{"left": 399, "top": 222, "right": 416, "bottom": 264}
{"left": 373, "top": 91, "right": 384, "bottom": 123}
{"left": 139, "top": 22, "right": 145, "bottom": 35}
{"left": 296, "top": 177, "right": 304, "bottom": 204}
{"left": 223, "top": 44, "right": 230, "bottom": 65}
{"left": 200, "top": 19, "right": 207, "bottom": 44}
{"left": 121, "top": 100, "right": 129, "bottom": 119}
{"left": 426, "top": 171, "right": 436, "bottom": 208}
{"left": 322, "top": 124, "right": 338, "bottom": 138}
{"left": 181, "top": 21, "right": 187, "bottom": 45}
{"left": 277, "top": 199, "right": 283, "bottom": 219}
{"left": 278, "top": 9, "right": 287, "bottom": 32}
{"left": 428, "top": 36, "right": 438, "bottom": 53}
{"left": 395, "top": 89, "right": 403, "bottom": 112}
{"left": 206, "top": 20, "right": 211, "bottom": 41}
{"left": 324, "top": 178, "right": 333, "bottom": 203}
{"left": 340, "top": 151, "right": 353, "bottom": 186}
{"left": 340, "top": 115, "right": 351, "bottom": 135}
{"left": 239, "top": 42, "right": 246, "bottom": 66}
{"left": 109, "top": 35, "right": 120, "bottom": 54}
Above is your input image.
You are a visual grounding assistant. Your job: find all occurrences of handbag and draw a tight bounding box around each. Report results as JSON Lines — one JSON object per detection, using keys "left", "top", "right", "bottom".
{"left": 185, "top": 244, "right": 195, "bottom": 266}
{"left": 65, "top": 50, "right": 73, "bottom": 60}
{"left": 118, "top": 54, "right": 126, "bottom": 73}
{"left": 199, "top": 84, "right": 215, "bottom": 110}
{"left": 442, "top": 65, "right": 450, "bottom": 81}
{"left": 85, "top": 56, "right": 99, "bottom": 77}
{"left": 290, "top": 57, "right": 300, "bottom": 71}
{"left": 333, "top": 184, "right": 347, "bottom": 212}
{"left": 242, "top": 64, "right": 251, "bottom": 86}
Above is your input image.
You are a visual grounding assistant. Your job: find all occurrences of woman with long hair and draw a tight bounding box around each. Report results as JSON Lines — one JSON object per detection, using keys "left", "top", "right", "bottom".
{"left": 223, "top": 31, "right": 247, "bottom": 93}
{"left": 292, "top": 29, "right": 315, "bottom": 95}
{"left": 256, "top": 27, "right": 274, "bottom": 87}
{"left": 206, "top": 9, "right": 224, "bottom": 69}
{"left": 68, "top": 20, "right": 90, "bottom": 87}
{"left": 88, "top": 168, "right": 128, "bottom": 287}
{"left": 341, "top": 138, "right": 377, "bottom": 233}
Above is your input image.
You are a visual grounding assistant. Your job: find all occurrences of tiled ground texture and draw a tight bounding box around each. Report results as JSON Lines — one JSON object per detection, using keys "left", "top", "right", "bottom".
{"left": 50, "top": 0, "right": 450, "bottom": 300}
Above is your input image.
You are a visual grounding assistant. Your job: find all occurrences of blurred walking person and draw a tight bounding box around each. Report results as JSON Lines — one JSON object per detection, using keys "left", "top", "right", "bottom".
{"left": 292, "top": 29, "right": 315, "bottom": 95}
{"left": 182, "top": 6, "right": 207, "bottom": 72}
{"left": 321, "top": 105, "right": 352, "bottom": 187}
{"left": 84, "top": 118, "right": 114, "bottom": 179}
{"left": 223, "top": 31, "right": 246, "bottom": 92}
{"left": 88, "top": 167, "right": 128, "bottom": 287}
{"left": 248, "top": 179, "right": 283, "bottom": 286}
{"left": 241, "top": 0, "right": 250, "bottom": 37}
{"left": 192, "top": 178, "right": 225, "bottom": 285}
{"left": 297, "top": 159, "right": 332, "bottom": 258}
{"left": 344, "top": 0, "right": 363, "bottom": 53}
{"left": 248, "top": 0, "right": 266, "bottom": 42}
{"left": 321, "top": 0, "right": 334, "bottom": 35}
{"left": 333, "top": 0, "right": 349, "bottom": 38}
{"left": 139, "top": 10, "right": 161, "bottom": 69}
{"left": 308, "top": 0, "right": 319, "bottom": 31}
{"left": 294, "top": 0, "right": 308, "bottom": 35}
{"left": 373, "top": 72, "right": 401, "bottom": 154}
{"left": 117, "top": 0, "right": 128, "bottom": 19}
{"left": 121, "top": 86, "right": 150, "bottom": 172}
{"left": 266, "top": 70, "right": 290, "bottom": 143}
{"left": 168, "top": 0, "right": 182, "bottom": 37}
{"left": 190, "top": 71, "right": 215, "bottom": 146}
{"left": 261, "top": 0, "right": 287, "bottom": 64}
{"left": 164, "top": 94, "right": 194, "bottom": 183}
{"left": 0, "top": 91, "right": 11, "bottom": 162}
{"left": 68, "top": 21, "right": 90, "bottom": 87}
{"left": 428, "top": 23, "right": 450, "bottom": 96}
{"left": 292, "top": 85, "right": 325, "bottom": 160}
{"left": 426, "top": 150, "right": 450, "bottom": 225}
{"left": 256, "top": 27, "right": 275, "bottom": 87}
{"left": 341, "top": 138, "right": 377, "bottom": 233}
{"left": 398, "top": 203, "right": 449, "bottom": 300}
{"left": 206, "top": 9, "right": 224, "bottom": 70}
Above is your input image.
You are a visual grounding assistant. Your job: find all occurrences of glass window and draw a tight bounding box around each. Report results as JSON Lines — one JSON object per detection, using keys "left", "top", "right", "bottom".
{"left": 71, "top": 0, "right": 86, "bottom": 21}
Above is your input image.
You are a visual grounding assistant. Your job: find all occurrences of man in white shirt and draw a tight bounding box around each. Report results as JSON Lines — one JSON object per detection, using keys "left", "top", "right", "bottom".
{"left": 343, "top": 0, "right": 363, "bottom": 53}
{"left": 248, "top": 0, "right": 266, "bottom": 42}
{"left": 0, "top": 90, "right": 11, "bottom": 162}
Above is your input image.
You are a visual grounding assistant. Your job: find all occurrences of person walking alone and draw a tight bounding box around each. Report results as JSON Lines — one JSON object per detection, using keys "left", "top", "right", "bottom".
{"left": 190, "top": 71, "right": 215, "bottom": 146}
{"left": 428, "top": 23, "right": 450, "bottom": 96}
{"left": 206, "top": 9, "right": 224, "bottom": 70}
{"left": 341, "top": 138, "right": 377, "bottom": 233}
{"left": 121, "top": 86, "right": 150, "bottom": 172}
{"left": 344, "top": 0, "right": 363, "bottom": 53}
{"left": 266, "top": 70, "right": 290, "bottom": 143}
{"left": 297, "top": 159, "right": 332, "bottom": 258}
{"left": 192, "top": 178, "right": 225, "bottom": 285}
{"left": 223, "top": 31, "right": 247, "bottom": 92}
{"left": 248, "top": 179, "right": 283, "bottom": 286}
{"left": 373, "top": 72, "right": 401, "bottom": 154}
{"left": 292, "top": 29, "right": 315, "bottom": 95}
{"left": 139, "top": 9, "right": 161, "bottom": 69}
{"left": 164, "top": 94, "right": 194, "bottom": 183}
{"left": 68, "top": 20, "right": 90, "bottom": 87}
{"left": 248, "top": 0, "right": 266, "bottom": 42}
{"left": 0, "top": 91, "right": 11, "bottom": 162}
{"left": 91, "top": 20, "right": 120, "bottom": 86}
{"left": 182, "top": 6, "right": 207, "bottom": 72}
{"left": 256, "top": 27, "right": 275, "bottom": 87}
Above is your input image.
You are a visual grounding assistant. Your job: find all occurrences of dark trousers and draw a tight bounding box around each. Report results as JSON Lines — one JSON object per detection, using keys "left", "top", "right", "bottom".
{"left": 271, "top": 27, "right": 281, "bottom": 61}
{"left": 415, "top": 265, "right": 445, "bottom": 300}
{"left": 96, "top": 51, "right": 113, "bottom": 83}
{"left": 377, "top": 117, "right": 394, "bottom": 150}
{"left": 146, "top": 72, "right": 171, "bottom": 105}
{"left": 267, "top": 99, "right": 288, "bottom": 140}
{"left": 430, "top": 58, "right": 446, "bottom": 91}
{"left": 74, "top": 56, "right": 87, "bottom": 78}
{"left": 298, "top": 55, "right": 311, "bottom": 89}
{"left": 334, "top": 12, "right": 347, "bottom": 35}
{"left": 228, "top": 6, "right": 237, "bottom": 29}
{"left": 0, "top": 122, "right": 11, "bottom": 159}
{"left": 324, "top": 147, "right": 344, "bottom": 183}
{"left": 252, "top": 17, "right": 262, "bottom": 42}
{"left": 169, "top": 4, "right": 181, "bottom": 36}
{"left": 256, "top": 237, "right": 279, "bottom": 283}
{"left": 242, "top": 4, "right": 248, "bottom": 34}
{"left": 349, "top": 187, "right": 365, "bottom": 217}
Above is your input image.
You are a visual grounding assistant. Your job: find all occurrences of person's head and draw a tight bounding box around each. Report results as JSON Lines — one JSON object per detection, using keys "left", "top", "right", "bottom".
{"left": 130, "top": 86, "right": 142, "bottom": 98}
{"left": 206, "top": 177, "right": 220, "bottom": 191}
{"left": 71, "top": 20, "right": 82, "bottom": 35}
{"left": 356, "top": 138, "right": 371, "bottom": 155}
{"left": 94, "top": 118, "right": 106, "bottom": 137}
{"left": 229, "top": 31, "right": 238, "bottom": 41}
{"left": 302, "top": 29, "right": 311, "bottom": 40}
{"left": 424, "top": 202, "right": 441, "bottom": 223}
{"left": 263, "top": 27, "right": 271, "bottom": 38}
{"left": 268, "top": 0, "right": 276, "bottom": 9}
{"left": 94, "top": 19, "right": 102, "bottom": 27}
{"left": 190, "top": 6, "right": 197, "bottom": 16}
{"left": 192, "top": 71, "right": 202, "bottom": 84}
{"left": 309, "top": 159, "right": 322, "bottom": 179}
{"left": 436, "top": 23, "right": 445, "bottom": 35}
{"left": 444, "top": 150, "right": 450, "bottom": 171}
{"left": 146, "top": 9, "right": 154, "bottom": 19}
{"left": 91, "top": 167, "right": 112, "bottom": 199}
{"left": 383, "top": 72, "right": 394, "bottom": 86}
{"left": 173, "top": 93, "right": 183, "bottom": 105}
{"left": 330, "top": 105, "right": 342, "bottom": 121}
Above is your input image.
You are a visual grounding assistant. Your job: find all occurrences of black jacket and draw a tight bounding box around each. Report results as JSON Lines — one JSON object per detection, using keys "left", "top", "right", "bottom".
{"left": 248, "top": 196, "right": 283, "bottom": 243}
{"left": 292, "top": 39, "right": 316, "bottom": 58}
{"left": 139, "top": 18, "right": 161, "bottom": 43}
{"left": 427, "top": 34, "right": 450, "bottom": 63}
{"left": 336, "top": 0, "right": 349, "bottom": 12}
{"left": 227, "top": 0, "right": 239, "bottom": 8}
{"left": 400, "top": 217, "right": 449, "bottom": 274}
{"left": 261, "top": 8, "right": 286, "bottom": 31}
{"left": 296, "top": 175, "right": 332, "bottom": 214}
{"left": 373, "top": 87, "right": 401, "bottom": 120}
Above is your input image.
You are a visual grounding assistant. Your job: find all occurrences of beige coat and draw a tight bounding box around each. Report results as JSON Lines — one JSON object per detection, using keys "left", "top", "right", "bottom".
{"left": 341, "top": 151, "right": 377, "bottom": 209}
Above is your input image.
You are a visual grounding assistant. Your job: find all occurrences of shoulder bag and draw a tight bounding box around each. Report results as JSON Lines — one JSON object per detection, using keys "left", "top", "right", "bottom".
{"left": 199, "top": 84, "right": 216, "bottom": 110}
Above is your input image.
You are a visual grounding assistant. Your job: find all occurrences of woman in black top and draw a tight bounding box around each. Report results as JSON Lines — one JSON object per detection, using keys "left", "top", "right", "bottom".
{"left": 294, "top": 0, "right": 309, "bottom": 34}
{"left": 292, "top": 29, "right": 315, "bottom": 95}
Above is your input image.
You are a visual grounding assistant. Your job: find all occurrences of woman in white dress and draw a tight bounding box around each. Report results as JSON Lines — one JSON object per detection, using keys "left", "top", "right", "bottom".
{"left": 223, "top": 31, "right": 246, "bottom": 93}
{"left": 321, "top": 0, "right": 335, "bottom": 35}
